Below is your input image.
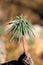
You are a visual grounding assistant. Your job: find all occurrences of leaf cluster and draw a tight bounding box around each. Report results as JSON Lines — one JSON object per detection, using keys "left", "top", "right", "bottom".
{"left": 7, "top": 14, "right": 35, "bottom": 43}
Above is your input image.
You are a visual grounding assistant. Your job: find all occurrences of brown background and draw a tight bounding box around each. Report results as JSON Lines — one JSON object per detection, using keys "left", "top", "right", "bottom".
{"left": 0, "top": 0, "right": 43, "bottom": 65}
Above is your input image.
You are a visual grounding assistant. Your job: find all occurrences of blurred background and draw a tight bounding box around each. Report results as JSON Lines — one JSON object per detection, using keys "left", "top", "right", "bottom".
{"left": 0, "top": 0, "right": 43, "bottom": 65}
{"left": 0, "top": 0, "right": 43, "bottom": 25}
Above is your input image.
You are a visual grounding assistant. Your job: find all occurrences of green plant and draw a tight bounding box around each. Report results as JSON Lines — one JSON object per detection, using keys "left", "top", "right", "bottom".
{"left": 7, "top": 14, "right": 34, "bottom": 65}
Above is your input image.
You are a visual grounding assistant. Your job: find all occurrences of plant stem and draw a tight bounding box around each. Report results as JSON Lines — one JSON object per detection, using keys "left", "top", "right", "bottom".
{"left": 22, "top": 35, "right": 30, "bottom": 56}
{"left": 22, "top": 35, "right": 26, "bottom": 54}
{"left": 22, "top": 35, "right": 34, "bottom": 65}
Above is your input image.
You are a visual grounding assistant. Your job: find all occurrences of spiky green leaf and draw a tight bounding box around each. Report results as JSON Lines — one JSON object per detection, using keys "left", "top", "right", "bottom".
{"left": 6, "top": 14, "right": 35, "bottom": 44}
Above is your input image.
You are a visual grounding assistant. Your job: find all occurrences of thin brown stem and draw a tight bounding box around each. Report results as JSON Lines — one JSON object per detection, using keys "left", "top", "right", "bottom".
{"left": 22, "top": 35, "right": 26, "bottom": 54}
{"left": 22, "top": 35, "right": 34, "bottom": 65}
